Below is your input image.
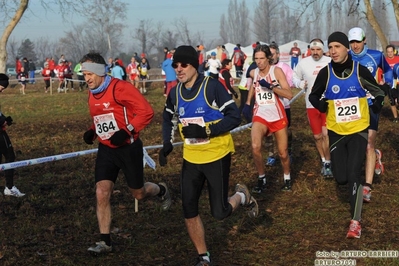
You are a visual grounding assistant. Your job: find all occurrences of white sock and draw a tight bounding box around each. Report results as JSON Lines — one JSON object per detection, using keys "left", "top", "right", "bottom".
{"left": 321, "top": 157, "right": 326, "bottom": 163}
{"left": 325, "top": 160, "right": 331, "bottom": 164}
{"left": 236, "top": 192, "right": 246, "bottom": 205}
{"left": 284, "top": 173, "right": 291, "bottom": 181}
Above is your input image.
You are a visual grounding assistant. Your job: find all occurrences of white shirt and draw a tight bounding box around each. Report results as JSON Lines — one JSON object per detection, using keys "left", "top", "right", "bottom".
{"left": 292, "top": 55, "right": 331, "bottom": 108}
{"left": 207, "top": 58, "right": 221, "bottom": 74}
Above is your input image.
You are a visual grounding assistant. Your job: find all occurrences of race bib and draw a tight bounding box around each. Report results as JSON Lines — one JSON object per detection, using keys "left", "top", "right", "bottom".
{"left": 334, "top": 97, "right": 361, "bottom": 123}
{"left": 94, "top": 113, "right": 120, "bottom": 140}
{"left": 180, "top": 116, "right": 210, "bottom": 145}
{"left": 255, "top": 87, "right": 275, "bottom": 106}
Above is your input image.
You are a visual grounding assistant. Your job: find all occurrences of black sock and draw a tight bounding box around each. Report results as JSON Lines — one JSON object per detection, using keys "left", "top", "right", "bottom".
{"left": 158, "top": 184, "right": 166, "bottom": 197}
{"left": 365, "top": 183, "right": 373, "bottom": 189}
{"left": 100, "top": 234, "right": 111, "bottom": 246}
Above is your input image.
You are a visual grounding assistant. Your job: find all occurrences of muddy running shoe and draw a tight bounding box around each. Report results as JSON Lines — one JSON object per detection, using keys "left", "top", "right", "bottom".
{"left": 266, "top": 156, "right": 276, "bottom": 166}
{"left": 281, "top": 179, "right": 292, "bottom": 192}
{"left": 159, "top": 182, "right": 171, "bottom": 211}
{"left": 247, "top": 196, "right": 259, "bottom": 218}
{"left": 323, "top": 163, "right": 333, "bottom": 179}
{"left": 252, "top": 177, "right": 266, "bottom": 194}
{"left": 374, "top": 149, "right": 384, "bottom": 175}
{"left": 235, "top": 183, "right": 251, "bottom": 205}
{"left": 363, "top": 185, "right": 371, "bottom": 203}
{"left": 87, "top": 241, "right": 113, "bottom": 255}
{"left": 195, "top": 256, "right": 211, "bottom": 266}
{"left": 346, "top": 220, "right": 361, "bottom": 239}
{"left": 4, "top": 186, "right": 25, "bottom": 197}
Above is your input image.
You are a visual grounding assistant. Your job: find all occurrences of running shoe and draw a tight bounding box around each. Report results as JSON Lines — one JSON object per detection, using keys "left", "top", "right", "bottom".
{"left": 159, "top": 182, "right": 172, "bottom": 211}
{"left": 247, "top": 196, "right": 259, "bottom": 218}
{"left": 281, "top": 179, "right": 292, "bottom": 192}
{"left": 323, "top": 163, "right": 333, "bottom": 179}
{"left": 235, "top": 183, "right": 251, "bottom": 205}
{"left": 374, "top": 149, "right": 384, "bottom": 175}
{"left": 266, "top": 156, "right": 276, "bottom": 166}
{"left": 346, "top": 220, "right": 361, "bottom": 239}
{"left": 4, "top": 186, "right": 25, "bottom": 197}
{"left": 252, "top": 178, "right": 266, "bottom": 194}
{"left": 87, "top": 241, "right": 113, "bottom": 255}
{"left": 363, "top": 185, "right": 371, "bottom": 203}
{"left": 195, "top": 257, "right": 211, "bottom": 266}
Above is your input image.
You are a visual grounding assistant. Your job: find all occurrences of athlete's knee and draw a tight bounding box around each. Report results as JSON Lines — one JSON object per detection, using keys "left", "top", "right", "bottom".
{"left": 211, "top": 205, "right": 232, "bottom": 220}
{"left": 313, "top": 133, "right": 323, "bottom": 141}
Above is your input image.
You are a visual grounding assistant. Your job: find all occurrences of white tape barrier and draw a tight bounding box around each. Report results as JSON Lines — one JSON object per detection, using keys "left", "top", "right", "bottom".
{"left": 0, "top": 90, "right": 304, "bottom": 171}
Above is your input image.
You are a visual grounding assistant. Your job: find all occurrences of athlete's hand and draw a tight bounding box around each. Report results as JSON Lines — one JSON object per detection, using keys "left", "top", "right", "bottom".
{"left": 83, "top": 129, "right": 96, "bottom": 145}
{"left": 258, "top": 79, "right": 272, "bottom": 89}
{"left": 159, "top": 142, "right": 173, "bottom": 166}
{"left": 182, "top": 124, "right": 207, "bottom": 138}
{"left": 371, "top": 95, "right": 384, "bottom": 114}
{"left": 318, "top": 98, "right": 329, "bottom": 113}
{"left": 242, "top": 104, "right": 252, "bottom": 122}
{"left": 5, "top": 116, "right": 13, "bottom": 126}
{"left": 109, "top": 129, "right": 130, "bottom": 146}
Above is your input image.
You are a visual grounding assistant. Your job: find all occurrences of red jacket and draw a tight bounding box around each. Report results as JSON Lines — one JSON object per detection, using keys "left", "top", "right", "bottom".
{"left": 88, "top": 78, "right": 154, "bottom": 148}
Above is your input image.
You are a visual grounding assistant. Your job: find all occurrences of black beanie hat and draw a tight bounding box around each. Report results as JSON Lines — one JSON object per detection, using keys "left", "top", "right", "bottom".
{"left": 0, "top": 73, "right": 9, "bottom": 89}
{"left": 173, "top": 45, "right": 199, "bottom": 70}
{"left": 328, "top": 31, "right": 349, "bottom": 49}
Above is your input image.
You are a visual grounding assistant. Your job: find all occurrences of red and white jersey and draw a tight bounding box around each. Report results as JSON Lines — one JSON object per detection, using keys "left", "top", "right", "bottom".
{"left": 42, "top": 68, "right": 51, "bottom": 80}
{"left": 253, "top": 66, "right": 286, "bottom": 122}
{"left": 126, "top": 62, "right": 139, "bottom": 77}
{"left": 54, "top": 64, "right": 67, "bottom": 80}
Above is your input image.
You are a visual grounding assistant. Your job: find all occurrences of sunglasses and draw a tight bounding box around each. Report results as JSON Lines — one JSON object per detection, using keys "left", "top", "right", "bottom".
{"left": 172, "top": 62, "right": 190, "bottom": 69}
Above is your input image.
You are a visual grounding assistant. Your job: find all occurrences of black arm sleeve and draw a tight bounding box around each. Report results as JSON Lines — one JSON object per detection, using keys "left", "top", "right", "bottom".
{"left": 221, "top": 71, "right": 237, "bottom": 95}
{"left": 309, "top": 67, "right": 329, "bottom": 109}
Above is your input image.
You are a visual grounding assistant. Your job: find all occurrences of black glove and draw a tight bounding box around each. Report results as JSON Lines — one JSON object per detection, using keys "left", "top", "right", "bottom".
{"left": 159, "top": 142, "right": 173, "bottom": 166}
{"left": 380, "top": 83, "right": 391, "bottom": 97}
{"left": 242, "top": 104, "right": 252, "bottom": 122}
{"left": 258, "top": 79, "right": 272, "bottom": 89}
{"left": 371, "top": 95, "right": 384, "bottom": 114}
{"left": 318, "top": 98, "right": 329, "bottom": 113}
{"left": 5, "top": 116, "right": 13, "bottom": 126}
{"left": 182, "top": 123, "right": 207, "bottom": 138}
{"left": 83, "top": 129, "right": 95, "bottom": 145}
{"left": 391, "top": 88, "right": 398, "bottom": 100}
{"left": 109, "top": 129, "right": 130, "bottom": 146}
{"left": 233, "top": 91, "right": 239, "bottom": 99}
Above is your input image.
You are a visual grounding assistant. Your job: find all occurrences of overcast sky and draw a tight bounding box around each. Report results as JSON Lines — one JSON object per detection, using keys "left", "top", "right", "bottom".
{"left": 10, "top": 0, "right": 260, "bottom": 42}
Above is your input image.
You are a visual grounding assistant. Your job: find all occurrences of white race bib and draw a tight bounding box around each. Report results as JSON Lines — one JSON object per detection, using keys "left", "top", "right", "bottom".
{"left": 94, "top": 113, "right": 120, "bottom": 140}
{"left": 255, "top": 87, "right": 275, "bottom": 106}
{"left": 334, "top": 97, "right": 361, "bottom": 123}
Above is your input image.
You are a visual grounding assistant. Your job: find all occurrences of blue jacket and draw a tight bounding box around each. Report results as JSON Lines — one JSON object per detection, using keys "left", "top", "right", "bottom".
{"left": 162, "top": 59, "right": 177, "bottom": 82}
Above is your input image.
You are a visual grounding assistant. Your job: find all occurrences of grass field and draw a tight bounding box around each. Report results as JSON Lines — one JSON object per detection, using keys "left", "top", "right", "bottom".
{"left": 0, "top": 77, "right": 398, "bottom": 266}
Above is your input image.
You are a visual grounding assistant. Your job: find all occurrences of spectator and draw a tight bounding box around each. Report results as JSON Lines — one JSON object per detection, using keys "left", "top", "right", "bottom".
{"left": 0, "top": 74, "right": 25, "bottom": 197}
{"left": 28, "top": 59, "right": 36, "bottom": 84}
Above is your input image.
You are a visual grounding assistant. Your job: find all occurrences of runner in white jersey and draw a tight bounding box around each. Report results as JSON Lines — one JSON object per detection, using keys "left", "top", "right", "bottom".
{"left": 243, "top": 45, "right": 293, "bottom": 192}
{"left": 292, "top": 38, "right": 332, "bottom": 178}
{"left": 265, "top": 43, "right": 294, "bottom": 167}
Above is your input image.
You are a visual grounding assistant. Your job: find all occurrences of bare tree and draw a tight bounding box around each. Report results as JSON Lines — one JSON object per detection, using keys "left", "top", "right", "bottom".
{"left": 0, "top": 0, "right": 28, "bottom": 72}
{"left": 219, "top": 0, "right": 250, "bottom": 45}
{"left": 133, "top": 19, "right": 154, "bottom": 55}
{"left": 6, "top": 37, "right": 19, "bottom": 65}
{"left": 171, "top": 18, "right": 202, "bottom": 47}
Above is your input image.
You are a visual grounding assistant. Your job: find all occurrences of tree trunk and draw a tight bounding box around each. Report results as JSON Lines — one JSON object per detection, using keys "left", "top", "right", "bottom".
{"left": 391, "top": 0, "right": 399, "bottom": 32}
{"left": 363, "top": 0, "right": 388, "bottom": 50}
{"left": 0, "top": 0, "right": 29, "bottom": 72}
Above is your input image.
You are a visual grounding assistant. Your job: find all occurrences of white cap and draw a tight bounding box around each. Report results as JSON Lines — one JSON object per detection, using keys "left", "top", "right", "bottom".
{"left": 348, "top": 27, "right": 365, "bottom": 42}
